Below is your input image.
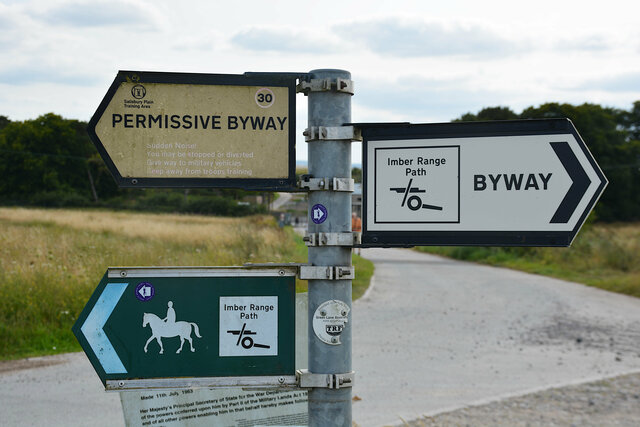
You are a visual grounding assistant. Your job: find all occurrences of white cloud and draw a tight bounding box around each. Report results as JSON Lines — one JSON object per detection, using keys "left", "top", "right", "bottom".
{"left": 0, "top": 65, "right": 97, "bottom": 86}
{"left": 573, "top": 72, "right": 640, "bottom": 93}
{"left": 354, "top": 75, "right": 513, "bottom": 122}
{"left": 553, "top": 35, "right": 612, "bottom": 52}
{"left": 30, "top": 0, "right": 159, "bottom": 29}
{"left": 231, "top": 27, "right": 340, "bottom": 54}
{"left": 334, "top": 18, "right": 522, "bottom": 58}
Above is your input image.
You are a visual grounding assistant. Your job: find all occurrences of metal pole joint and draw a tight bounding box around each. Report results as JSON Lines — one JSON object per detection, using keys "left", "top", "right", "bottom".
{"left": 296, "top": 369, "right": 355, "bottom": 389}
{"left": 299, "top": 265, "right": 355, "bottom": 280}
{"left": 296, "top": 77, "right": 354, "bottom": 95}
{"left": 303, "top": 232, "right": 361, "bottom": 247}
{"left": 299, "top": 175, "right": 355, "bottom": 192}
{"left": 303, "top": 125, "right": 361, "bottom": 142}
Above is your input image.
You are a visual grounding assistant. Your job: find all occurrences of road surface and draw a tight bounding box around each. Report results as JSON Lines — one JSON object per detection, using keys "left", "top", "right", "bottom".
{"left": 352, "top": 248, "right": 640, "bottom": 425}
{"left": 1, "top": 248, "right": 640, "bottom": 426}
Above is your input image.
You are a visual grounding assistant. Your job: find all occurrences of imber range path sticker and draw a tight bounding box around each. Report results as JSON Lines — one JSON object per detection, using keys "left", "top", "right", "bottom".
{"left": 377, "top": 146, "right": 460, "bottom": 224}
{"left": 220, "top": 297, "right": 278, "bottom": 357}
{"left": 88, "top": 71, "right": 297, "bottom": 189}
{"left": 72, "top": 268, "right": 296, "bottom": 386}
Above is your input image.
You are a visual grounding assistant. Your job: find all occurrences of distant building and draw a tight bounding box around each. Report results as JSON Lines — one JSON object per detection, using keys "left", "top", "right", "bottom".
{"left": 352, "top": 183, "right": 362, "bottom": 218}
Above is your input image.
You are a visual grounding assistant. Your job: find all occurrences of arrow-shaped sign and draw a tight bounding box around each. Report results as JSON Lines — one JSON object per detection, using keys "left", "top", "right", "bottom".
{"left": 73, "top": 267, "right": 296, "bottom": 389}
{"left": 360, "top": 119, "right": 607, "bottom": 247}
{"left": 87, "top": 70, "right": 297, "bottom": 190}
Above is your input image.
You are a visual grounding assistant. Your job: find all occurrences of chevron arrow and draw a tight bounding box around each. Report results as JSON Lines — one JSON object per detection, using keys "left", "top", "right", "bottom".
{"left": 550, "top": 141, "right": 591, "bottom": 223}
{"left": 79, "top": 283, "right": 128, "bottom": 374}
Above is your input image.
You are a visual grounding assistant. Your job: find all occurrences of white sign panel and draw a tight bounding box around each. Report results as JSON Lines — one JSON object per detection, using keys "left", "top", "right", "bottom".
{"left": 121, "top": 387, "right": 307, "bottom": 427}
{"left": 373, "top": 145, "right": 460, "bottom": 224}
{"left": 219, "top": 296, "right": 278, "bottom": 357}
{"left": 361, "top": 119, "right": 607, "bottom": 246}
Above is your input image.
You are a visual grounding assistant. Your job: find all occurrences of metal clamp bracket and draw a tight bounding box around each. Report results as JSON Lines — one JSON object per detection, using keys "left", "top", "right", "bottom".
{"left": 303, "top": 126, "right": 362, "bottom": 142}
{"left": 296, "top": 369, "right": 355, "bottom": 389}
{"left": 299, "top": 265, "right": 355, "bottom": 280}
{"left": 296, "top": 78, "right": 354, "bottom": 95}
{"left": 299, "top": 176, "right": 354, "bottom": 192}
{"left": 241, "top": 263, "right": 354, "bottom": 280}
{"left": 304, "top": 232, "right": 361, "bottom": 247}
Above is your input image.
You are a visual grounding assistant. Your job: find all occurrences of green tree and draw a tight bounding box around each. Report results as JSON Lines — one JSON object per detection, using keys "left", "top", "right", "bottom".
{"left": 619, "top": 100, "right": 640, "bottom": 141}
{"left": 0, "top": 113, "right": 96, "bottom": 203}
{"left": 0, "top": 116, "right": 10, "bottom": 131}
{"left": 351, "top": 167, "right": 362, "bottom": 183}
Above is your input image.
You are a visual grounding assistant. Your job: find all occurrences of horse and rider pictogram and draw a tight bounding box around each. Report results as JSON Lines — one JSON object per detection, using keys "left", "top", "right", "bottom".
{"left": 143, "top": 301, "right": 202, "bottom": 354}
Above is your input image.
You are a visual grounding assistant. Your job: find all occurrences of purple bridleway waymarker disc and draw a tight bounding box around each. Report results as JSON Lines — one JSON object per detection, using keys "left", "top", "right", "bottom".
{"left": 135, "top": 282, "right": 155, "bottom": 302}
{"left": 311, "top": 204, "right": 328, "bottom": 224}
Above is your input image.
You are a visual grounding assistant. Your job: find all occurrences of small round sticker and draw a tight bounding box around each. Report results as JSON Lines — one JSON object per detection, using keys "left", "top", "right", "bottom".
{"left": 255, "top": 88, "right": 274, "bottom": 108}
{"left": 311, "top": 204, "right": 328, "bottom": 224}
{"left": 135, "top": 282, "right": 155, "bottom": 302}
{"left": 313, "top": 300, "right": 350, "bottom": 345}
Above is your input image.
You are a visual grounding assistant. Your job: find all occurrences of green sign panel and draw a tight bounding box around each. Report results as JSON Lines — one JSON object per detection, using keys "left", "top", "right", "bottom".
{"left": 72, "top": 267, "right": 296, "bottom": 389}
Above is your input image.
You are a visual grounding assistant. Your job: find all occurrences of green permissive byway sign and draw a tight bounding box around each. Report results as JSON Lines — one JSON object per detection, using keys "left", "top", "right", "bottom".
{"left": 72, "top": 267, "right": 296, "bottom": 388}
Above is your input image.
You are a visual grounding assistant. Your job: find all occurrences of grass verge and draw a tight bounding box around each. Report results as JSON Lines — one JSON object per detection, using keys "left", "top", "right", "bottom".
{"left": 416, "top": 222, "right": 640, "bottom": 298}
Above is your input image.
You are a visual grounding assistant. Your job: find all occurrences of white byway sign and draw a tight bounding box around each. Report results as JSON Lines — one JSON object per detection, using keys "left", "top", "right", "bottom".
{"left": 361, "top": 119, "right": 607, "bottom": 247}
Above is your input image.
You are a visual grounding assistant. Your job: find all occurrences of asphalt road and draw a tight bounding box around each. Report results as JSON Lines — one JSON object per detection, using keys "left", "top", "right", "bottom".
{"left": 352, "top": 248, "right": 640, "bottom": 426}
{"left": 2, "top": 247, "right": 640, "bottom": 426}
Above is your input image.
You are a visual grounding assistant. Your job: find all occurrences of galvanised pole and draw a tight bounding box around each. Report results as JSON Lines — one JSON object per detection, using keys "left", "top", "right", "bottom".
{"left": 306, "top": 69, "right": 353, "bottom": 426}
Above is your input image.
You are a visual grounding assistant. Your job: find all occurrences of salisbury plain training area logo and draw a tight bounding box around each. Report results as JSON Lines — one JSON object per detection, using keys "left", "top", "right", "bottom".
{"left": 131, "top": 84, "right": 146, "bottom": 99}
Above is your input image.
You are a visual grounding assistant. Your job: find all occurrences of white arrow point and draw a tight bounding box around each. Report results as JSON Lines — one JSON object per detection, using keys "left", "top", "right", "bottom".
{"left": 80, "top": 283, "right": 128, "bottom": 374}
{"left": 138, "top": 285, "right": 149, "bottom": 298}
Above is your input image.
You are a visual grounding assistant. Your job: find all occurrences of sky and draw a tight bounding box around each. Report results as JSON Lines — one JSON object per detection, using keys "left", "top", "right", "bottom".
{"left": 1, "top": 0, "right": 639, "bottom": 164}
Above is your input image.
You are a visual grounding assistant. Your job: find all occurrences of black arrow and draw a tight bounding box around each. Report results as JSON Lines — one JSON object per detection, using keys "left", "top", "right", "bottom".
{"left": 550, "top": 141, "right": 591, "bottom": 223}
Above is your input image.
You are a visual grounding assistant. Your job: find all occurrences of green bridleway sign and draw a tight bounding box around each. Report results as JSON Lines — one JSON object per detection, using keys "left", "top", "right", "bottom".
{"left": 72, "top": 267, "right": 296, "bottom": 390}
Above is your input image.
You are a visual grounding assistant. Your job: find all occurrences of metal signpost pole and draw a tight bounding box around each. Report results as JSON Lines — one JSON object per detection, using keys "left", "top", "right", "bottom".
{"left": 305, "top": 69, "right": 354, "bottom": 426}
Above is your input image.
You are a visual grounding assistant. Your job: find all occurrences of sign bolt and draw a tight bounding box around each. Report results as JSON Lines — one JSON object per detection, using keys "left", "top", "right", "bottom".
{"left": 278, "top": 377, "right": 285, "bottom": 384}
{"left": 331, "top": 337, "right": 338, "bottom": 343}
{"left": 341, "top": 311, "right": 347, "bottom": 316}
{"left": 120, "top": 271, "right": 127, "bottom": 277}
{"left": 118, "top": 381, "right": 125, "bottom": 388}
{"left": 320, "top": 310, "right": 326, "bottom": 316}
